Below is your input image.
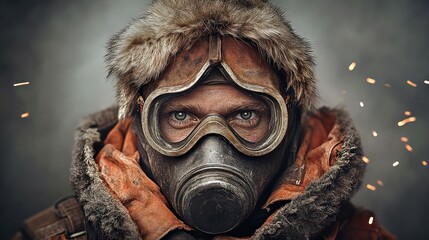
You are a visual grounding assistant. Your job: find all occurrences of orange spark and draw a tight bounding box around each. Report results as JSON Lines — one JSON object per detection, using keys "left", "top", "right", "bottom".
{"left": 424, "top": 80, "right": 429, "bottom": 85}
{"left": 400, "top": 137, "right": 409, "bottom": 142}
{"left": 362, "top": 156, "right": 370, "bottom": 164}
{"left": 20, "top": 112, "right": 30, "bottom": 118}
{"left": 348, "top": 62, "right": 357, "bottom": 71}
{"left": 366, "top": 78, "right": 376, "bottom": 84}
{"left": 405, "top": 144, "right": 413, "bottom": 152}
{"left": 360, "top": 102, "right": 364, "bottom": 107}
{"left": 393, "top": 161, "right": 399, "bottom": 167}
{"left": 368, "top": 216, "right": 374, "bottom": 225}
{"left": 372, "top": 130, "right": 378, "bottom": 137}
{"left": 404, "top": 111, "right": 411, "bottom": 116}
{"left": 397, "top": 117, "right": 416, "bottom": 127}
{"left": 406, "top": 80, "right": 417, "bottom": 87}
{"left": 377, "top": 180, "right": 384, "bottom": 186}
{"left": 13, "top": 82, "right": 30, "bottom": 87}
{"left": 422, "top": 161, "right": 428, "bottom": 166}
{"left": 366, "top": 184, "right": 376, "bottom": 191}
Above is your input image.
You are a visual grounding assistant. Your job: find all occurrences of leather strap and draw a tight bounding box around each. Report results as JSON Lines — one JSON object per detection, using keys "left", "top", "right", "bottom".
{"left": 21, "top": 196, "right": 86, "bottom": 240}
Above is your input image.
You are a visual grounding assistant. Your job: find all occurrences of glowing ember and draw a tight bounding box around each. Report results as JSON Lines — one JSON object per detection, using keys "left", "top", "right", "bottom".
{"left": 422, "top": 161, "right": 428, "bottom": 166}
{"left": 404, "top": 111, "right": 411, "bottom": 116}
{"left": 424, "top": 80, "right": 429, "bottom": 85}
{"left": 384, "top": 83, "right": 392, "bottom": 88}
{"left": 13, "top": 82, "right": 30, "bottom": 87}
{"left": 20, "top": 112, "right": 30, "bottom": 118}
{"left": 366, "top": 78, "right": 376, "bottom": 84}
{"left": 366, "top": 184, "right": 376, "bottom": 191}
{"left": 360, "top": 102, "right": 364, "bottom": 107}
{"left": 393, "top": 161, "right": 399, "bottom": 167}
{"left": 405, "top": 144, "right": 413, "bottom": 152}
{"left": 372, "top": 130, "right": 378, "bottom": 137}
{"left": 362, "top": 156, "right": 370, "bottom": 164}
{"left": 406, "top": 80, "right": 417, "bottom": 87}
{"left": 377, "top": 180, "right": 384, "bottom": 186}
{"left": 400, "top": 137, "right": 409, "bottom": 142}
{"left": 368, "top": 216, "right": 374, "bottom": 225}
{"left": 348, "top": 62, "right": 356, "bottom": 71}
{"left": 397, "top": 117, "right": 416, "bottom": 127}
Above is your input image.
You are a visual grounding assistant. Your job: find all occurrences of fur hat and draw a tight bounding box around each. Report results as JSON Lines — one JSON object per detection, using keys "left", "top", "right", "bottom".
{"left": 106, "top": 0, "right": 317, "bottom": 119}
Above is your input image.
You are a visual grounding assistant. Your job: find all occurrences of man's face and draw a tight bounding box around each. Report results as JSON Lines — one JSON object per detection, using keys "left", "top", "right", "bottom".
{"left": 159, "top": 71, "right": 270, "bottom": 144}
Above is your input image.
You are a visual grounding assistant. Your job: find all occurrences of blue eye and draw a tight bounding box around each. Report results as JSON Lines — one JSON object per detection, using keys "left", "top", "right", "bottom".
{"left": 239, "top": 111, "right": 252, "bottom": 120}
{"left": 174, "top": 111, "right": 187, "bottom": 120}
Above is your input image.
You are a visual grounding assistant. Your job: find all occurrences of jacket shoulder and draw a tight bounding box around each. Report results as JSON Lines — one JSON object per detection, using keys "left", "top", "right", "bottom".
{"left": 12, "top": 196, "right": 87, "bottom": 240}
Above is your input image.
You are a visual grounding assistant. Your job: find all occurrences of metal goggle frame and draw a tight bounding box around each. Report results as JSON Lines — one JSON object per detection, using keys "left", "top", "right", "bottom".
{"left": 141, "top": 35, "right": 288, "bottom": 157}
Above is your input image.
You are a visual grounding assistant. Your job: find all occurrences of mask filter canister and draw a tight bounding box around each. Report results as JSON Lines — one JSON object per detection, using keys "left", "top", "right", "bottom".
{"left": 175, "top": 167, "right": 255, "bottom": 234}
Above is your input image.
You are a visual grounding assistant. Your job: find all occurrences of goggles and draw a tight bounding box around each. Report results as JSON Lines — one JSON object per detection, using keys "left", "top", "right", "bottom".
{"left": 141, "top": 35, "right": 289, "bottom": 157}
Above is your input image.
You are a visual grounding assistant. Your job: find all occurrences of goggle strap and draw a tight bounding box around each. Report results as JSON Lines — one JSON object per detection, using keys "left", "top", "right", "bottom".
{"left": 209, "top": 35, "right": 222, "bottom": 64}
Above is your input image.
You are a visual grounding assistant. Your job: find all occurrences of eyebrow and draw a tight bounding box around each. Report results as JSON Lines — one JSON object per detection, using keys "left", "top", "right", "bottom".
{"left": 227, "top": 102, "right": 268, "bottom": 113}
{"left": 162, "top": 100, "right": 268, "bottom": 117}
{"left": 161, "top": 102, "right": 203, "bottom": 114}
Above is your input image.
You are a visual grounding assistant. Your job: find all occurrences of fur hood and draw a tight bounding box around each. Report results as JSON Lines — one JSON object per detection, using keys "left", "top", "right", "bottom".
{"left": 70, "top": 106, "right": 365, "bottom": 239}
{"left": 106, "top": 0, "right": 316, "bottom": 119}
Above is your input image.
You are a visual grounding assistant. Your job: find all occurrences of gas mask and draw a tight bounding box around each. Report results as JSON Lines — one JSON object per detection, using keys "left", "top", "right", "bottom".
{"left": 136, "top": 35, "right": 296, "bottom": 234}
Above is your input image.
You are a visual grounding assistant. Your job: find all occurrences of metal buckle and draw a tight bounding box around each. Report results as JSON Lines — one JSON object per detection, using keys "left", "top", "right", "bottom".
{"left": 65, "top": 230, "right": 86, "bottom": 239}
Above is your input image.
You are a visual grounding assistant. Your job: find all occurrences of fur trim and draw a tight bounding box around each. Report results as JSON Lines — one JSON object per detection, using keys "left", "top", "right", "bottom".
{"left": 70, "top": 106, "right": 365, "bottom": 239}
{"left": 69, "top": 106, "right": 141, "bottom": 240}
{"left": 106, "top": 0, "right": 316, "bottom": 118}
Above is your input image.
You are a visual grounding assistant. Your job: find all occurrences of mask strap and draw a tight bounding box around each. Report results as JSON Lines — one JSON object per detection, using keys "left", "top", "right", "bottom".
{"left": 282, "top": 107, "right": 305, "bottom": 185}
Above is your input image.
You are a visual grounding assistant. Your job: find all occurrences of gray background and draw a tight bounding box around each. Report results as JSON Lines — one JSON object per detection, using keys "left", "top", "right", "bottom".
{"left": 1, "top": 0, "right": 428, "bottom": 238}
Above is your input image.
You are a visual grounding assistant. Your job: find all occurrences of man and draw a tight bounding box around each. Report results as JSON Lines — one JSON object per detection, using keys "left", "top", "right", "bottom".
{"left": 15, "top": 0, "right": 395, "bottom": 239}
